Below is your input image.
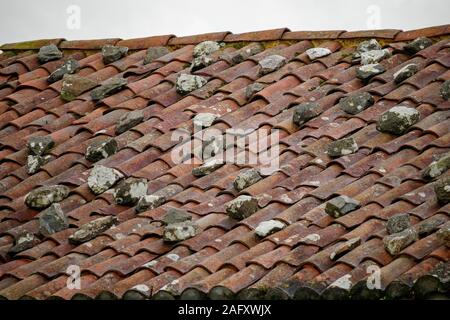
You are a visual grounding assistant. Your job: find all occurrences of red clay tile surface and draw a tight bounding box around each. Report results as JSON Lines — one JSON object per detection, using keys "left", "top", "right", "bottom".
{"left": 0, "top": 25, "right": 449, "bottom": 300}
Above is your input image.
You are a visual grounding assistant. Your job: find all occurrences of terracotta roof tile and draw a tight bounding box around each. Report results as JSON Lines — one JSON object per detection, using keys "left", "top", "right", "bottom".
{"left": 0, "top": 26, "right": 448, "bottom": 299}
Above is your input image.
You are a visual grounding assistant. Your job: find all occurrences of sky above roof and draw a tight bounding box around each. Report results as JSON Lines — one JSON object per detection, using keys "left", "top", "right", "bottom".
{"left": 0, "top": 0, "right": 448, "bottom": 44}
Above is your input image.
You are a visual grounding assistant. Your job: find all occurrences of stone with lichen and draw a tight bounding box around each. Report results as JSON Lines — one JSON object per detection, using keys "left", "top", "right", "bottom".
{"left": 377, "top": 106, "right": 420, "bottom": 135}
{"left": 325, "top": 195, "right": 360, "bottom": 218}
{"left": 404, "top": 37, "right": 432, "bottom": 54}
{"left": 26, "top": 154, "right": 51, "bottom": 175}
{"left": 434, "top": 177, "right": 450, "bottom": 204}
{"left": 175, "top": 74, "right": 207, "bottom": 95}
{"left": 258, "top": 55, "right": 286, "bottom": 75}
{"left": 394, "top": 63, "right": 418, "bottom": 83}
{"left": 190, "top": 55, "right": 214, "bottom": 72}
{"left": 115, "top": 110, "right": 144, "bottom": 134}
{"left": 245, "top": 83, "right": 265, "bottom": 99}
{"left": 356, "top": 63, "right": 385, "bottom": 81}
{"left": 47, "top": 58, "right": 80, "bottom": 83}
{"left": 193, "top": 41, "right": 221, "bottom": 58}
{"left": 38, "top": 44, "right": 62, "bottom": 63}
{"left": 255, "top": 220, "right": 285, "bottom": 237}
{"left": 441, "top": 80, "right": 450, "bottom": 100}
{"left": 339, "top": 92, "right": 374, "bottom": 115}
{"left": 383, "top": 228, "right": 418, "bottom": 255}
{"left": 192, "top": 159, "right": 223, "bottom": 177}
{"left": 87, "top": 165, "right": 124, "bottom": 195}
{"left": 25, "top": 185, "right": 70, "bottom": 209}
{"left": 39, "top": 203, "right": 69, "bottom": 236}
{"left": 193, "top": 113, "right": 218, "bottom": 128}
{"left": 85, "top": 137, "right": 118, "bottom": 162}
{"left": 114, "top": 178, "right": 148, "bottom": 205}
{"left": 135, "top": 195, "right": 166, "bottom": 213}
{"left": 233, "top": 168, "right": 262, "bottom": 191}
{"left": 355, "top": 39, "right": 382, "bottom": 57}
{"left": 306, "top": 47, "right": 331, "bottom": 60}
{"left": 423, "top": 152, "right": 450, "bottom": 180}
{"left": 27, "top": 135, "right": 54, "bottom": 156}
{"left": 60, "top": 74, "right": 98, "bottom": 101}
{"left": 162, "top": 208, "right": 192, "bottom": 225}
{"left": 90, "top": 77, "right": 127, "bottom": 101}
{"left": 386, "top": 213, "right": 411, "bottom": 235}
{"left": 102, "top": 45, "right": 128, "bottom": 64}
{"left": 436, "top": 223, "right": 450, "bottom": 247}
{"left": 163, "top": 221, "right": 199, "bottom": 242}
{"left": 327, "top": 137, "right": 358, "bottom": 157}
{"left": 292, "top": 102, "right": 321, "bottom": 126}
{"left": 226, "top": 195, "right": 259, "bottom": 220}
{"left": 360, "top": 49, "right": 390, "bottom": 65}
{"left": 9, "top": 233, "right": 40, "bottom": 254}
{"left": 143, "top": 46, "right": 170, "bottom": 64}
{"left": 69, "top": 216, "right": 118, "bottom": 244}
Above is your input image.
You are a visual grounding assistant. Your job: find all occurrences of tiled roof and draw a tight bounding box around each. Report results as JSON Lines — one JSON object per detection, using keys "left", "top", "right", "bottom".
{"left": 0, "top": 25, "right": 449, "bottom": 300}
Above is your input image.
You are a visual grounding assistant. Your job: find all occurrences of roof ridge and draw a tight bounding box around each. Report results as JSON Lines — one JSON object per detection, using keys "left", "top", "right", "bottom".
{"left": 1, "top": 24, "right": 449, "bottom": 51}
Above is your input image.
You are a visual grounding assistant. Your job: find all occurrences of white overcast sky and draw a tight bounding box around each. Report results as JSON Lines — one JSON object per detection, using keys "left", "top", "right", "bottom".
{"left": 0, "top": 0, "right": 448, "bottom": 44}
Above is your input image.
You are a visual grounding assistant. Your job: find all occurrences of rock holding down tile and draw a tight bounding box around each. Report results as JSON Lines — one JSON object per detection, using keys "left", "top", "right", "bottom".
{"left": 360, "top": 49, "right": 391, "bottom": 65}
{"left": 192, "top": 159, "right": 224, "bottom": 177}
{"left": 69, "top": 216, "right": 118, "bottom": 244}
{"left": 377, "top": 106, "right": 420, "bottom": 135}
{"left": 258, "top": 55, "right": 286, "bottom": 75}
{"left": 193, "top": 113, "right": 218, "bottom": 128}
{"left": 441, "top": 80, "right": 450, "bottom": 100}
{"left": 26, "top": 154, "right": 51, "bottom": 175}
{"left": 38, "top": 203, "right": 69, "bottom": 236}
{"left": 356, "top": 39, "right": 382, "bottom": 55}
{"left": 393, "top": 63, "right": 419, "bottom": 83}
{"left": 423, "top": 152, "right": 450, "bottom": 180}
{"left": 162, "top": 208, "right": 192, "bottom": 225}
{"left": 115, "top": 110, "right": 144, "bottom": 134}
{"left": 325, "top": 195, "right": 360, "bottom": 218}
{"left": 386, "top": 213, "right": 411, "bottom": 235}
{"left": 305, "top": 47, "right": 331, "bottom": 60}
{"left": 135, "top": 195, "right": 166, "bottom": 213}
{"left": 9, "top": 233, "right": 40, "bottom": 254}
{"left": 233, "top": 168, "right": 262, "bottom": 191}
{"left": 27, "top": 135, "right": 55, "bottom": 156}
{"left": 292, "top": 102, "right": 321, "bottom": 126}
{"left": 245, "top": 83, "right": 265, "bottom": 99}
{"left": 356, "top": 63, "right": 385, "bottom": 81}
{"left": 102, "top": 45, "right": 128, "bottom": 64}
{"left": 327, "top": 137, "right": 358, "bottom": 157}
{"left": 87, "top": 165, "right": 124, "bottom": 195}
{"left": 90, "top": 77, "right": 127, "bottom": 101}
{"left": 175, "top": 74, "right": 207, "bottom": 95}
{"left": 143, "top": 46, "right": 170, "bottom": 64}
{"left": 226, "top": 195, "right": 259, "bottom": 220}
{"left": 383, "top": 228, "right": 418, "bottom": 255}
{"left": 47, "top": 58, "right": 80, "bottom": 83}
{"left": 190, "top": 55, "right": 214, "bottom": 72}
{"left": 330, "top": 237, "right": 361, "bottom": 260}
{"left": 85, "top": 137, "right": 118, "bottom": 162}
{"left": 25, "top": 185, "right": 70, "bottom": 209}
{"left": 404, "top": 37, "right": 433, "bottom": 54}
{"left": 255, "top": 220, "right": 286, "bottom": 237}
{"left": 436, "top": 223, "right": 450, "bottom": 247}
{"left": 434, "top": 177, "right": 450, "bottom": 204}
{"left": 60, "top": 74, "right": 98, "bottom": 101}
{"left": 193, "top": 41, "right": 221, "bottom": 58}
{"left": 163, "top": 221, "right": 199, "bottom": 242}
{"left": 38, "top": 44, "right": 63, "bottom": 63}
{"left": 114, "top": 178, "right": 148, "bottom": 205}
{"left": 339, "top": 92, "right": 374, "bottom": 115}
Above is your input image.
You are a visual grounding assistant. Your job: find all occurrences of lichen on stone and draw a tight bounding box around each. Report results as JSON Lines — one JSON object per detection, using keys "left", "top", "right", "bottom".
{"left": 377, "top": 106, "right": 420, "bottom": 135}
